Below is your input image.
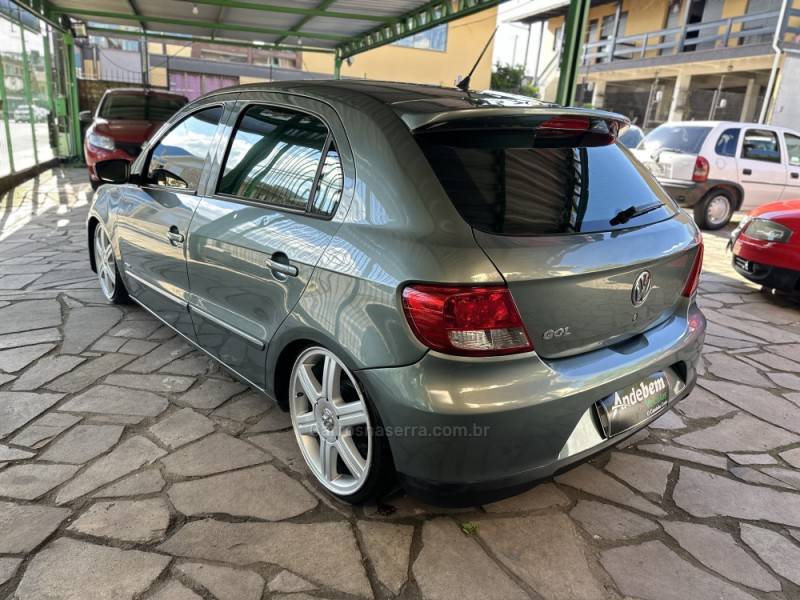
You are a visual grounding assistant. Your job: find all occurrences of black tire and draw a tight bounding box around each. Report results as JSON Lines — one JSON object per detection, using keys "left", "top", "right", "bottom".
{"left": 693, "top": 189, "right": 734, "bottom": 230}
{"left": 339, "top": 384, "right": 397, "bottom": 505}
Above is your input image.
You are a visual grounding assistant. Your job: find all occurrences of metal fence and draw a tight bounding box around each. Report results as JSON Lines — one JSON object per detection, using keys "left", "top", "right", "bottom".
{"left": 581, "top": 9, "right": 790, "bottom": 66}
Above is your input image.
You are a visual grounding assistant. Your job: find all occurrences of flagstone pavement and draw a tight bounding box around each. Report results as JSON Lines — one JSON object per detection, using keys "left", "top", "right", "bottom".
{"left": 0, "top": 167, "right": 799, "bottom": 599}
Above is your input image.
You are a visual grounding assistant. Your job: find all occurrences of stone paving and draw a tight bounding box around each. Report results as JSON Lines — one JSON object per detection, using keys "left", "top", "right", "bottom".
{"left": 0, "top": 167, "right": 799, "bottom": 600}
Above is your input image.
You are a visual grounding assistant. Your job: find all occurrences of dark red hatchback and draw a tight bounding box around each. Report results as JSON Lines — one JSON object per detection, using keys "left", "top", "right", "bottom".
{"left": 82, "top": 88, "right": 187, "bottom": 189}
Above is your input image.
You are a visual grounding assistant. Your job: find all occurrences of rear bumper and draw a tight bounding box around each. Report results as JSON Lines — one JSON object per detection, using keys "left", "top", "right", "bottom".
{"left": 658, "top": 178, "right": 715, "bottom": 207}
{"left": 358, "top": 302, "right": 706, "bottom": 506}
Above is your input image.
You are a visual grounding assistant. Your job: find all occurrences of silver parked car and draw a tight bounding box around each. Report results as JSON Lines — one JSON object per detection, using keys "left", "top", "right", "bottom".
{"left": 87, "top": 81, "right": 706, "bottom": 505}
{"left": 633, "top": 121, "right": 800, "bottom": 230}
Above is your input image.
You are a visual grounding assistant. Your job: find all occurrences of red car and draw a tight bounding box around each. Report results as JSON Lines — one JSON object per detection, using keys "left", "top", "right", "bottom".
{"left": 82, "top": 88, "right": 187, "bottom": 189}
{"left": 730, "top": 199, "right": 800, "bottom": 293}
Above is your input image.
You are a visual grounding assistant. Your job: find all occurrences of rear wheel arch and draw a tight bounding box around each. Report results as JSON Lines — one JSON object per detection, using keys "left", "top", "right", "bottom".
{"left": 273, "top": 339, "right": 317, "bottom": 411}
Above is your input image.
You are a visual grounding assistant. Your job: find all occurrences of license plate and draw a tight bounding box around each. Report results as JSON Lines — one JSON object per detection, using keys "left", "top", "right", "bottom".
{"left": 646, "top": 161, "right": 671, "bottom": 179}
{"left": 597, "top": 372, "right": 670, "bottom": 437}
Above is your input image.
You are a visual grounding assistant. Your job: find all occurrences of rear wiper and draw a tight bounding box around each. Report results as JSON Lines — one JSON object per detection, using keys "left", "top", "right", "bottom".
{"left": 610, "top": 202, "right": 663, "bottom": 226}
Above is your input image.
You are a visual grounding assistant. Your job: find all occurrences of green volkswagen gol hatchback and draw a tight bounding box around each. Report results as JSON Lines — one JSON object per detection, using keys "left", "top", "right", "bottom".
{"left": 87, "top": 81, "right": 705, "bottom": 505}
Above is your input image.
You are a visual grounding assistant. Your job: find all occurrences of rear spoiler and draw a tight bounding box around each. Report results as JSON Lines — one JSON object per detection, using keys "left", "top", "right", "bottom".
{"left": 406, "top": 107, "right": 630, "bottom": 146}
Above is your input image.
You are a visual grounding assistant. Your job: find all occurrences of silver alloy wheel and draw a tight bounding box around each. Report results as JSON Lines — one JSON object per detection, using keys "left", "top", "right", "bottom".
{"left": 289, "top": 347, "right": 372, "bottom": 496}
{"left": 94, "top": 225, "right": 116, "bottom": 300}
{"left": 706, "top": 195, "right": 731, "bottom": 227}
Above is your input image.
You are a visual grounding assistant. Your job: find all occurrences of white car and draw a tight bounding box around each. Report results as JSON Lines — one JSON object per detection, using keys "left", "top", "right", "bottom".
{"left": 633, "top": 121, "right": 800, "bottom": 229}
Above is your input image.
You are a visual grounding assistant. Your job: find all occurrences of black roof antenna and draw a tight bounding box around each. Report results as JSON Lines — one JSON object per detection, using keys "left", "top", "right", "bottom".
{"left": 456, "top": 26, "right": 499, "bottom": 92}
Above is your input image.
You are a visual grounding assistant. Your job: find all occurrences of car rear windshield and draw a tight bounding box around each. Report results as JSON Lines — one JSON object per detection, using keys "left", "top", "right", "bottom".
{"left": 415, "top": 129, "right": 675, "bottom": 236}
{"left": 98, "top": 94, "right": 187, "bottom": 121}
{"left": 640, "top": 125, "right": 712, "bottom": 154}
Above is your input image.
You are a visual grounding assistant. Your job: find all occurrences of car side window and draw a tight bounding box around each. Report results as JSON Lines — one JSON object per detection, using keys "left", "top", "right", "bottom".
{"left": 309, "top": 142, "right": 343, "bottom": 217}
{"left": 218, "top": 105, "right": 328, "bottom": 212}
{"left": 741, "top": 129, "right": 782, "bottom": 163}
{"left": 784, "top": 133, "right": 800, "bottom": 167}
{"left": 146, "top": 106, "right": 223, "bottom": 190}
{"left": 714, "top": 128, "right": 739, "bottom": 157}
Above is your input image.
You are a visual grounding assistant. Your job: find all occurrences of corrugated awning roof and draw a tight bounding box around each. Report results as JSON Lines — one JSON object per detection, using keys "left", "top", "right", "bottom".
{"left": 506, "top": 0, "right": 615, "bottom": 24}
{"left": 44, "top": 0, "right": 504, "bottom": 57}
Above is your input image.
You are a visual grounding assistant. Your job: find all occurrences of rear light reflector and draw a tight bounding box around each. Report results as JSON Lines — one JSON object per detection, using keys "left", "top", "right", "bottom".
{"left": 401, "top": 284, "right": 533, "bottom": 356}
{"left": 692, "top": 156, "right": 709, "bottom": 183}
{"left": 681, "top": 240, "right": 704, "bottom": 297}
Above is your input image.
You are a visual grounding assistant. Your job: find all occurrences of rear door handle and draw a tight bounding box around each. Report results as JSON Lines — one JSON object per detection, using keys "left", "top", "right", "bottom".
{"left": 792, "top": 172, "right": 799, "bottom": 179}
{"left": 266, "top": 256, "right": 298, "bottom": 278}
{"left": 167, "top": 226, "right": 185, "bottom": 246}
{"left": 742, "top": 168, "right": 752, "bottom": 175}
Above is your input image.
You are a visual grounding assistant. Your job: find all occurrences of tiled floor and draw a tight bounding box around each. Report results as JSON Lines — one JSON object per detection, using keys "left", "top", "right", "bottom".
{"left": 1, "top": 168, "right": 799, "bottom": 599}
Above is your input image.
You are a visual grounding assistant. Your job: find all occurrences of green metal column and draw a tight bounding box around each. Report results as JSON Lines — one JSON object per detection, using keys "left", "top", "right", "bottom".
{"left": 333, "top": 52, "right": 342, "bottom": 79}
{"left": 43, "top": 25, "right": 56, "bottom": 118}
{"left": 555, "top": 0, "right": 591, "bottom": 106}
{"left": 0, "top": 59, "right": 16, "bottom": 174}
{"left": 17, "top": 7, "right": 39, "bottom": 164}
{"left": 63, "top": 32, "right": 82, "bottom": 160}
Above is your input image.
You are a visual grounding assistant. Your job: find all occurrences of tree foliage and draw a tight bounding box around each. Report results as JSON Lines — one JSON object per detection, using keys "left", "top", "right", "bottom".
{"left": 490, "top": 63, "right": 539, "bottom": 98}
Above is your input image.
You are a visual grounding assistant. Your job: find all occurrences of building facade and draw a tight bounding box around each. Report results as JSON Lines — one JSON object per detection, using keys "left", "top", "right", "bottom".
{"left": 302, "top": 8, "right": 496, "bottom": 89}
{"left": 513, "top": 0, "right": 800, "bottom": 129}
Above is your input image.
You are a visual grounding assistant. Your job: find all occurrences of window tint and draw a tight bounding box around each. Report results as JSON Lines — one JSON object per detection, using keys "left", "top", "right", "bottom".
{"left": 742, "top": 129, "right": 781, "bottom": 163}
{"left": 219, "top": 105, "right": 328, "bottom": 211}
{"left": 147, "top": 106, "right": 222, "bottom": 190}
{"left": 641, "top": 125, "right": 712, "bottom": 154}
{"left": 714, "top": 128, "right": 739, "bottom": 157}
{"left": 100, "top": 93, "right": 187, "bottom": 121}
{"left": 784, "top": 133, "right": 800, "bottom": 166}
{"left": 309, "top": 143, "right": 343, "bottom": 217}
{"left": 416, "top": 131, "right": 674, "bottom": 236}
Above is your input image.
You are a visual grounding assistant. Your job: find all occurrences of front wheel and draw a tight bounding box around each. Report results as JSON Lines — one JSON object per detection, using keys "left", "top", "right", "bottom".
{"left": 93, "top": 224, "right": 129, "bottom": 304}
{"left": 289, "top": 346, "right": 395, "bottom": 504}
{"left": 694, "top": 190, "right": 733, "bottom": 230}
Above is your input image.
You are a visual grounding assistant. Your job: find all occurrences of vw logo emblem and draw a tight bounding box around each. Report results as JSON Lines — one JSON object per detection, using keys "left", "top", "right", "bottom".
{"left": 631, "top": 271, "right": 653, "bottom": 307}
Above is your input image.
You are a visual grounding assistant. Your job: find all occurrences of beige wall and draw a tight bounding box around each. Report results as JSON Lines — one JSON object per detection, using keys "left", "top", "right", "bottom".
{"left": 302, "top": 8, "right": 496, "bottom": 89}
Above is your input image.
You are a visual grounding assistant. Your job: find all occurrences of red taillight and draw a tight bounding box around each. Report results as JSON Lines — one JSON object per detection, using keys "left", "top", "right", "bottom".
{"left": 692, "top": 156, "right": 709, "bottom": 183}
{"left": 681, "top": 240, "right": 704, "bottom": 297}
{"left": 540, "top": 116, "right": 591, "bottom": 131}
{"left": 401, "top": 284, "right": 533, "bottom": 356}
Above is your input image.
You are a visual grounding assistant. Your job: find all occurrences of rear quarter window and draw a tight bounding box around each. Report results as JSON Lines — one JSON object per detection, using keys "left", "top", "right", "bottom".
{"left": 416, "top": 130, "right": 675, "bottom": 236}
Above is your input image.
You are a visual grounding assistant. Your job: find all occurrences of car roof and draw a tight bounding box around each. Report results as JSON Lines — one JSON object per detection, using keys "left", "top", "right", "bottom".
{"left": 658, "top": 120, "right": 798, "bottom": 132}
{"left": 198, "top": 79, "right": 628, "bottom": 130}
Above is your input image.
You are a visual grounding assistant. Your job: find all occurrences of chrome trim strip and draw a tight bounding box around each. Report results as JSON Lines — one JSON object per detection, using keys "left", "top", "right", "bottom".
{"left": 126, "top": 270, "right": 188, "bottom": 308}
{"left": 189, "top": 304, "right": 266, "bottom": 350}
{"left": 129, "top": 295, "right": 268, "bottom": 393}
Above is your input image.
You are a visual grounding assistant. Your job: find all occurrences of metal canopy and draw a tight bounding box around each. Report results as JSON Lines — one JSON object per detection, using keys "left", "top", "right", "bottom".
{"left": 25, "top": 0, "right": 503, "bottom": 58}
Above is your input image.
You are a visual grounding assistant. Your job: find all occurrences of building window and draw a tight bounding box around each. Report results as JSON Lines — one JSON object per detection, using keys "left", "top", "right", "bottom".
{"left": 393, "top": 23, "right": 448, "bottom": 51}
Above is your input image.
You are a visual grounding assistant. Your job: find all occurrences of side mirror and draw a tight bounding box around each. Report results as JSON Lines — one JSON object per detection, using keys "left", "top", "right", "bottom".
{"left": 79, "top": 110, "right": 93, "bottom": 124}
{"left": 95, "top": 159, "right": 130, "bottom": 185}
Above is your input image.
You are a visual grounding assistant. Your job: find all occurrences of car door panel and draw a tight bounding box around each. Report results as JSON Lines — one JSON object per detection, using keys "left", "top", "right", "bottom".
{"left": 117, "top": 104, "right": 227, "bottom": 340}
{"left": 781, "top": 131, "right": 800, "bottom": 200}
{"left": 186, "top": 95, "right": 352, "bottom": 388}
{"left": 737, "top": 128, "right": 786, "bottom": 210}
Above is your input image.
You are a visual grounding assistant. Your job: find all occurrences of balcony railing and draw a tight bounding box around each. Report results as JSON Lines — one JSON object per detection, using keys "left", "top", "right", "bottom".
{"left": 580, "top": 9, "right": 791, "bottom": 66}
